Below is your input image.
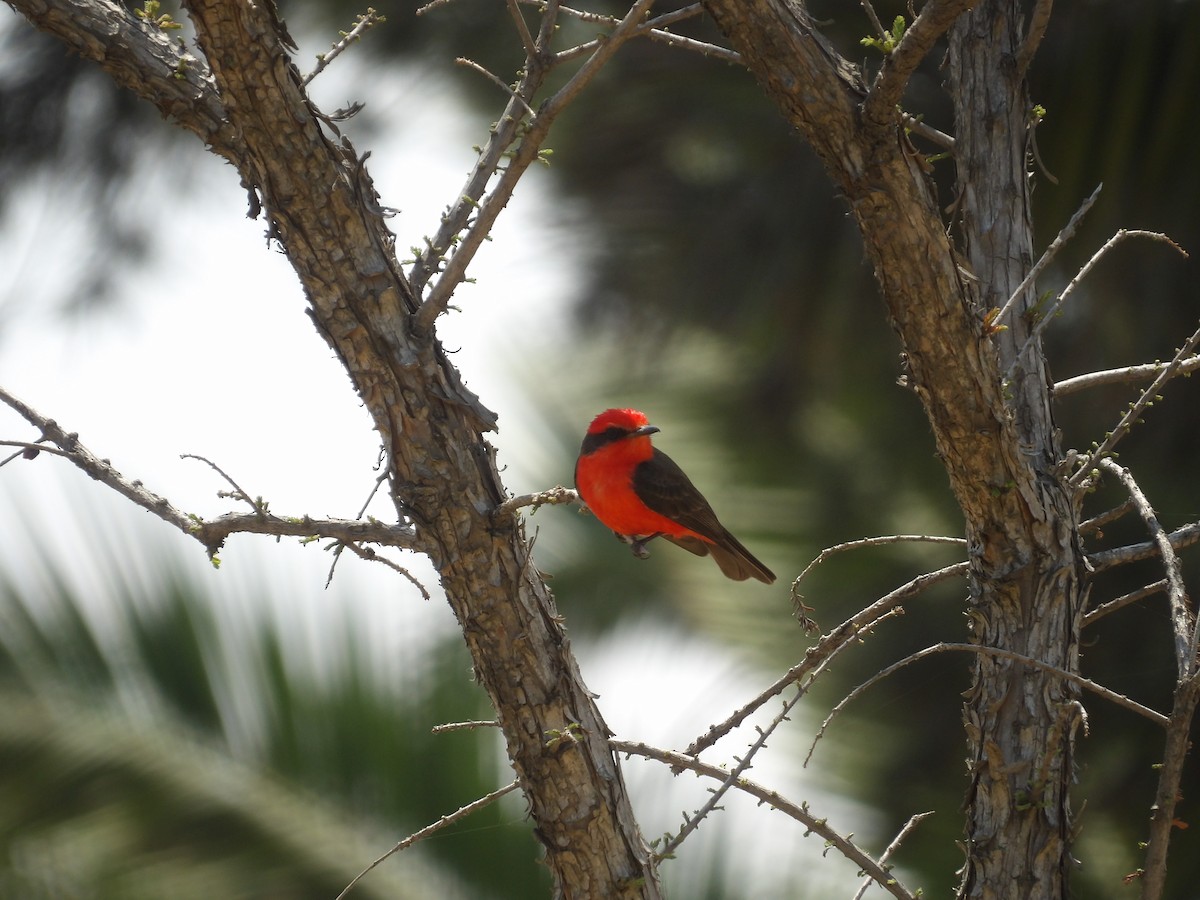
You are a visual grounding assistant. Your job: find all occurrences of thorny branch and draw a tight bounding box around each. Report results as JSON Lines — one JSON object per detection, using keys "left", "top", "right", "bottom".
{"left": 1006, "top": 229, "right": 1188, "bottom": 381}
{"left": 1072, "top": 318, "right": 1200, "bottom": 488}
{"left": 684, "top": 561, "right": 967, "bottom": 760}
{"left": 1054, "top": 355, "right": 1200, "bottom": 397}
{"left": 1097, "top": 459, "right": 1194, "bottom": 675}
{"left": 0, "top": 386, "right": 416, "bottom": 560}
{"left": 806, "top": 642, "right": 1165, "bottom": 769}
{"left": 612, "top": 740, "right": 920, "bottom": 900}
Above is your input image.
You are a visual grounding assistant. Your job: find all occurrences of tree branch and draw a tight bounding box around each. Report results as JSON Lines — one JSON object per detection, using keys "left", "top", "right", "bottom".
{"left": 0, "top": 385, "right": 417, "bottom": 559}
{"left": 1054, "top": 356, "right": 1200, "bottom": 397}
{"left": 1097, "top": 459, "right": 1194, "bottom": 676}
{"left": 685, "top": 562, "right": 966, "bottom": 759}
{"left": 862, "top": 0, "right": 980, "bottom": 132}
{"left": 1087, "top": 522, "right": 1200, "bottom": 574}
{"left": 611, "top": 740, "right": 920, "bottom": 900}
{"left": 6, "top": 0, "right": 240, "bottom": 160}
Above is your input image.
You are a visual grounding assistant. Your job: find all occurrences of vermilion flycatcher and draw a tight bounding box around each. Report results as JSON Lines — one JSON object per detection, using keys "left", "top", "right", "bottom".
{"left": 574, "top": 408, "right": 776, "bottom": 583}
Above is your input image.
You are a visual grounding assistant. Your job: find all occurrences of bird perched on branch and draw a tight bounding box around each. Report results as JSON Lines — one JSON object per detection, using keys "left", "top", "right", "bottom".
{"left": 574, "top": 408, "right": 776, "bottom": 584}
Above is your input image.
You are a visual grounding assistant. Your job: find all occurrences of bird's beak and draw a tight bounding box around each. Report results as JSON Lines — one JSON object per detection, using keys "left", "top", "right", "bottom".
{"left": 632, "top": 424, "right": 660, "bottom": 437}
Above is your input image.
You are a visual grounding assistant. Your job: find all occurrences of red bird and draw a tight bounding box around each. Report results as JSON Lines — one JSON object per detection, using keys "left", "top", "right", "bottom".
{"left": 574, "top": 408, "right": 776, "bottom": 584}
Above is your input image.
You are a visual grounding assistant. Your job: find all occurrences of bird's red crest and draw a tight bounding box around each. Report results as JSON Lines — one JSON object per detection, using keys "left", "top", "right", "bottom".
{"left": 586, "top": 407, "right": 649, "bottom": 435}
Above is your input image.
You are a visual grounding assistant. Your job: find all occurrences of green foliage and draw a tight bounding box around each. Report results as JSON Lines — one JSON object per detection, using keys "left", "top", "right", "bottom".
{"left": 133, "top": 0, "right": 182, "bottom": 31}
{"left": 860, "top": 16, "right": 907, "bottom": 54}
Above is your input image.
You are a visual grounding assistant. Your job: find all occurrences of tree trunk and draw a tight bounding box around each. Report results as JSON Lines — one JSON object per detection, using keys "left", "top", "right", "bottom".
{"left": 947, "top": 4, "right": 1084, "bottom": 897}
{"left": 703, "top": 0, "right": 1084, "bottom": 895}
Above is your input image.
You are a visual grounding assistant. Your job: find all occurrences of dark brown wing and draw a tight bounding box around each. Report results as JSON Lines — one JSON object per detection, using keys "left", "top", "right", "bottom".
{"left": 632, "top": 449, "right": 727, "bottom": 541}
{"left": 634, "top": 450, "right": 776, "bottom": 584}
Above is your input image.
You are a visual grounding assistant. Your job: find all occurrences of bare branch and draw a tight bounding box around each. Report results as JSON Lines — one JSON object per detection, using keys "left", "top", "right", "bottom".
{"left": 431, "top": 719, "right": 501, "bottom": 734}
{"left": 1008, "top": 229, "right": 1189, "bottom": 381}
{"left": 335, "top": 780, "right": 520, "bottom": 900}
{"left": 1016, "top": 0, "right": 1053, "bottom": 78}
{"left": 414, "top": 0, "right": 658, "bottom": 332}
{"left": 180, "top": 453, "right": 266, "bottom": 515}
{"left": 332, "top": 541, "right": 432, "bottom": 599}
{"left": 7, "top": 0, "right": 239, "bottom": 160}
{"left": 902, "top": 113, "right": 955, "bottom": 151}
{"left": 302, "top": 8, "right": 385, "bottom": 87}
{"left": 808, "top": 643, "right": 1166, "bottom": 766}
{"left": 1098, "top": 459, "right": 1194, "bottom": 676}
{"left": 612, "top": 740, "right": 920, "bottom": 900}
{"left": 1088, "top": 522, "right": 1200, "bottom": 574}
{"left": 1072, "top": 318, "right": 1200, "bottom": 488}
{"left": 992, "top": 183, "right": 1102, "bottom": 329}
{"left": 862, "top": 0, "right": 978, "bottom": 131}
{"left": 1055, "top": 355, "right": 1200, "bottom": 397}
{"left": 454, "top": 57, "right": 537, "bottom": 117}
{"left": 852, "top": 810, "right": 935, "bottom": 900}
{"left": 685, "top": 562, "right": 966, "bottom": 759}
{"left": 658, "top": 689, "right": 803, "bottom": 860}
{"left": 1139, "top": 678, "right": 1200, "bottom": 900}
{"left": 858, "top": 0, "right": 887, "bottom": 41}
{"left": 1080, "top": 498, "right": 1136, "bottom": 535}
{"left": 0, "top": 386, "right": 416, "bottom": 559}
{"left": 1083, "top": 580, "right": 1167, "bottom": 628}
{"left": 794, "top": 533, "right": 966, "bottom": 590}
{"left": 493, "top": 485, "right": 580, "bottom": 519}
{"left": 506, "top": 0, "right": 539, "bottom": 59}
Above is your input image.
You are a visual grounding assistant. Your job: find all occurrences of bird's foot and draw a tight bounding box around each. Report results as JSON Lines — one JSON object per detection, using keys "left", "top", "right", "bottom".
{"left": 624, "top": 533, "right": 661, "bottom": 560}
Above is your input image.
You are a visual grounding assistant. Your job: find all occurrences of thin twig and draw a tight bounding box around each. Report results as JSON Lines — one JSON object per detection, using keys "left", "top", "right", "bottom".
{"left": 658, "top": 689, "right": 803, "bottom": 860}
{"left": 902, "top": 113, "right": 955, "bottom": 151}
{"left": 493, "top": 485, "right": 579, "bottom": 519}
{"left": 333, "top": 541, "right": 432, "bottom": 600}
{"left": 807, "top": 643, "right": 1166, "bottom": 766}
{"left": 992, "top": 183, "right": 1102, "bottom": 330}
{"left": 794, "top": 534, "right": 966, "bottom": 590}
{"left": 455, "top": 57, "right": 536, "bottom": 117}
{"left": 852, "top": 810, "right": 935, "bottom": 900}
{"left": 1080, "top": 499, "right": 1136, "bottom": 535}
{"left": 505, "top": 0, "right": 538, "bottom": 59}
{"left": 1007, "top": 229, "right": 1189, "bottom": 382}
{"left": 612, "top": 740, "right": 919, "bottom": 900}
{"left": 414, "top": 0, "right": 657, "bottom": 333}
{"left": 1072, "top": 318, "right": 1200, "bottom": 488}
{"left": 1083, "top": 580, "right": 1167, "bottom": 628}
{"left": 685, "top": 562, "right": 966, "bottom": 759}
{"left": 180, "top": 452, "right": 266, "bottom": 514}
{"left": 1139, "top": 678, "right": 1200, "bottom": 900}
{"left": 1098, "top": 458, "right": 1194, "bottom": 675}
{"left": 1055, "top": 355, "right": 1200, "bottom": 397}
{"left": 1088, "top": 522, "right": 1200, "bottom": 574}
{"left": 431, "top": 719, "right": 501, "bottom": 734}
{"left": 0, "top": 386, "right": 416, "bottom": 559}
{"left": 335, "top": 780, "right": 520, "bottom": 899}
{"left": 859, "top": 0, "right": 887, "bottom": 40}
{"left": 302, "top": 8, "right": 385, "bottom": 87}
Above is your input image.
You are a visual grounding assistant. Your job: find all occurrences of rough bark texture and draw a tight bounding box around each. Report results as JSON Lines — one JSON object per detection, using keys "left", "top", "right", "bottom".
{"left": 703, "top": 0, "right": 1083, "bottom": 896}
{"left": 8, "top": 0, "right": 661, "bottom": 895}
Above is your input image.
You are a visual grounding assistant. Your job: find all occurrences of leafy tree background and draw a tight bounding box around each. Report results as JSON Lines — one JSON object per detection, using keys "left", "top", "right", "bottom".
{"left": 2, "top": 0, "right": 1198, "bottom": 897}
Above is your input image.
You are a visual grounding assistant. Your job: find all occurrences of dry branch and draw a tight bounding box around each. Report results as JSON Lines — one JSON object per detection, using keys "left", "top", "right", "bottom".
{"left": 612, "top": 740, "right": 920, "bottom": 900}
